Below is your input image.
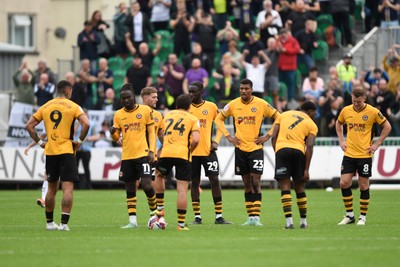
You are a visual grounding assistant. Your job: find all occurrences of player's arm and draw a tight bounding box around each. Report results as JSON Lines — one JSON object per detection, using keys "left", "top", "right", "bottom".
{"left": 147, "top": 123, "right": 156, "bottom": 163}
{"left": 335, "top": 119, "right": 346, "bottom": 152}
{"left": 25, "top": 116, "right": 46, "bottom": 149}
{"left": 215, "top": 112, "right": 240, "bottom": 146}
{"left": 73, "top": 113, "right": 90, "bottom": 151}
{"left": 271, "top": 123, "right": 280, "bottom": 152}
{"left": 190, "top": 130, "right": 200, "bottom": 153}
{"left": 211, "top": 128, "right": 223, "bottom": 151}
{"left": 24, "top": 133, "right": 47, "bottom": 155}
{"left": 367, "top": 120, "right": 392, "bottom": 154}
{"left": 157, "top": 128, "right": 164, "bottom": 145}
{"left": 304, "top": 133, "right": 316, "bottom": 183}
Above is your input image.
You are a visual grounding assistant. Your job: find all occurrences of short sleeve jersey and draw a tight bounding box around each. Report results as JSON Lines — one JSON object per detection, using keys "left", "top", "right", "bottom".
{"left": 113, "top": 104, "right": 154, "bottom": 160}
{"left": 221, "top": 96, "right": 279, "bottom": 152}
{"left": 274, "top": 110, "right": 318, "bottom": 154}
{"left": 152, "top": 109, "right": 164, "bottom": 160}
{"left": 338, "top": 104, "right": 387, "bottom": 158}
{"left": 189, "top": 101, "right": 219, "bottom": 156}
{"left": 160, "top": 110, "right": 200, "bottom": 161}
{"left": 33, "top": 98, "right": 84, "bottom": 155}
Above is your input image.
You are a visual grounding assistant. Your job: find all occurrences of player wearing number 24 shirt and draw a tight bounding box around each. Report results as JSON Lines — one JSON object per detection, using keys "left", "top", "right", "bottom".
{"left": 26, "top": 80, "right": 90, "bottom": 231}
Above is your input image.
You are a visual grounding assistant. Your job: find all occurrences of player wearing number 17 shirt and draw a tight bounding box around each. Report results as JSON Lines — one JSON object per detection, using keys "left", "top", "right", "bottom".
{"left": 25, "top": 80, "right": 90, "bottom": 231}
{"left": 110, "top": 83, "right": 157, "bottom": 229}
{"left": 335, "top": 87, "right": 391, "bottom": 226}
{"left": 215, "top": 78, "right": 280, "bottom": 226}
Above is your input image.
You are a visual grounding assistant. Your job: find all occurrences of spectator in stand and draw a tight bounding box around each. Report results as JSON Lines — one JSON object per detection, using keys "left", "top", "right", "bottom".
{"left": 77, "top": 21, "right": 100, "bottom": 72}
{"left": 277, "top": 28, "right": 300, "bottom": 104}
{"left": 125, "top": 54, "right": 152, "bottom": 103}
{"left": 125, "top": 1, "right": 155, "bottom": 51}
{"left": 170, "top": 0, "right": 194, "bottom": 58}
{"left": 295, "top": 19, "right": 318, "bottom": 70}
{"left": 66, "top": 72, "right": 86, "bottom": 108}
{"left": 77, "top": 59, "right": 97, "bottom": 109}
{"left": 183, "top": 58, "right": 209, "bottom": 94}
{"left": 90, "top": 10, "right": 111, "bottom": 59}
{"left": 162, "top": 53, "right": 185, "bottom": 109}
{"left": 329, "top": 65, "right": 339, "bottom": 79}
{"left": 286, "top": 0, "right": 316, "bottom": 37}
{"left": 378, "top": 0, "right": 400, "bottom": 28}
{"left": 217, "top": 21, "right": 239, "bottom": 56}
{"left": 376, "top": 78, "right": 396, "bottom": 134}
{"left": 34, "top": 59, "right": 57, "bottom": 85}
{"left": 113, "top": 2, "right": 129, "bottom": 58}
{"left": 331, "top": 0, "right": 353, "bottom": 47}
{"left": 94, "top": 131, "right": 112, "bottom": 148}
{"left": 137, "top": 0, "right": 152, "bottom": 17}
{"left": 94, "top": 58, "right": 114, "bottom": 109}
{"left": 337, "top": 53, "right": 357, "bottom": 105}
{"left": 302, "top": 66, "right": 324, "bottom": 127}
{"left": 151, "top": 72, "right": 170, "bottom": 110}
{"left": 183, "top": 42, "right": 211, "bottom": 75}
{"left": 263, "top": 37, "right": 280, "bottom": 110}
{"left": 364, "top": 0, "right": 381, "bottom": 32}
{"left": 126, "top": 33, "right": 162, "bottom": 70}
{"left": 13, "top": 61, "right": 35, "bottom": 105}
{"left": 302, "top": 66, "right": 324, "bottom": 93}
{"left": 211, "top": 0, "right": 229, "bottom": 30}
{"left": 304, "top": 0, "right": 321, "bottom": 16}
{"left": 382, "top": 47, "right": 400, "bottom": 94}
{"left": 149, "top": 0, "right": 172, "bottom": 31}
{"left": 318, "top": 77, "right": 344, "bottom": 137}
{"left": 96, "top": 88, "right": 121, "bottom": 111}
{"left": 240, "top": 49, "right": 271, "bottom": 98}
{"left": 224, "top": 41, "right": 243, "bottom": 70}
{"left": 274, "top": 0, "right": 294, "bottom": 25}
{"left": 242, "top": 31, "right": 265, "bottom": 63}
{"left": 193, "top": 10, "right": 218, "bottom": 71}
{"left": 238, "top": 0, "right": 256, "bottom": 41}
{"left": 387, "top": 82, "right": 400, "bottom": 135}
{"left": 214, "top": 64, "right": 240, "bottom": 108}
{"left": 364, "top": 67, "right": 389, "bottom": 86}
{"left": 256, "top": 0, "right": 283, "bottom": 45}
{"left": 213, "top": 53, "right": 241, "bottom": 80}
{"left": 34, "top": 73, "right": 55, "bottom": 106}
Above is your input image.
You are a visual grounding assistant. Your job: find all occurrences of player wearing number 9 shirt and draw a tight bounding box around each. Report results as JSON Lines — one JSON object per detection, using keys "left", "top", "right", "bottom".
{"left": 110, "top": 83, "right": 157, "bottom": 229}
{"left": 271, "top": 101, "right": 318, "bottom": 229}
{"left": 155, "top": 94, "right": 200, "bottom": 230}
{"left": 215, "top": 78, "right": 280, "bottom": 226}
{"left": 26, "top": 80, "right": 90, "bottom": 231}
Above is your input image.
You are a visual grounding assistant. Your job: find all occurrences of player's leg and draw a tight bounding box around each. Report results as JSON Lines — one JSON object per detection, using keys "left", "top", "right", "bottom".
{"left": 190, "top": 157, "right": 202, "bottom": 224}
{"left": 248, "top": 149, "right": 264, "bottom": 226}
{"left": 278, "top": 179, "right": 293, "bottom": 229}
{"left": 338, "top": 157, "right": 356, "bottom": 225}
{"left": 119, "top": 160, "right": 138, "bottom": 228}
{"left": 137, "top": 158, "right": 157, "bottom": 212}
{"left": 154, "top": 158, "right": 171, "bottom": 215}
{"left": 293, "top": 180, "right": 307, "bottom": 228}
{"left": 37, "top": 172, "right": 48, "bottom": 208}
{"left": 356, "top": 157, "right": 372, "bottom": 225}
{"left": 175, "top": 160, "right": 191, "bottom": 230}
{"left": 44, "top": 155, "right": 60, "bottom": 230}
{"left": 81, "top": 150, "right": 92, "bottom": 189}
{"left": 236, "top": 149, "right": 254, "bottom": 225}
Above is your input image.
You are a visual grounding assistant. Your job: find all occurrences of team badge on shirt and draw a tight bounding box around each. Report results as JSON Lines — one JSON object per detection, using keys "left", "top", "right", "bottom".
{"left": 251, "top": 107, "right": 257, "bottom": 113}
{"left": 202, "top": 110, "right": 208, "bottom": 115}
{"left": 136, "top": 114, "right": 142, "bottom": 119}
{"left": 362, "top": 115, "right": 368, "bottom": 121}
{"left": 154, "top": 117, "right": 159, "bottom": 122}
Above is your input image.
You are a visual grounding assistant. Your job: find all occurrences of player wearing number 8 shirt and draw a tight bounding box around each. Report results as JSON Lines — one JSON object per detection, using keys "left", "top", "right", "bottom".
{"left": 188, "top": 82, "right": 231, "bottom": 225}
{"left": 110, "top": 83, "right": 157, "bottom": 229}
{"left": 336, "top": 87, "right": 391, "bottom": 226}
{"left": 154, "top": 94, "right": 200, "bottom": 230}
{"left": 215, "top": 78, "right": 280, "bottom": 226}
{"left": 271, "top": 101, "right": 318, "bottom": 229}
{"left": 25, "top": 80, "right": 90, "bottom": 231}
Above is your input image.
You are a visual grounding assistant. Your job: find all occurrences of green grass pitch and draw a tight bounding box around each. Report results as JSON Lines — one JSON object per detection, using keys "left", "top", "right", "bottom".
{"left": 0, "top": 189, "right": 399, "bottom": 267}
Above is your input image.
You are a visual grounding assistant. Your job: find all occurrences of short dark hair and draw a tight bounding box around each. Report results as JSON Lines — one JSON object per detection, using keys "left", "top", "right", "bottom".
{"left": 176, "top": 94, "right": 192, "bottom": 110}
{"left": 120, "top": 83, "right": 134, "bottom": 94}
{"left": 352, "top": 87, "right": 367, "bottom": 98}
{"left": 189, "top": 81, "right": 204, "bottom": 91}
{"left": 300, "top": 100, "right": 317, "bottom": 112}
{"left": 240, "top": 78, "right": 253, "bottom": 88}
{"left": 373, "top": 68, "right": 381, "bottom": 74}
{"left": 57, "top": 80, "right": 72, "bottom": 95}
{"left": 309, "top": 66, "right": 318, "bottom": 72}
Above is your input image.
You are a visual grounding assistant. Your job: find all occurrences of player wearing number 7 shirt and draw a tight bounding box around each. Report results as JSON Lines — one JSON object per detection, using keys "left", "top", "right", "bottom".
{"left": 215, "top": 78, "right": 280, "bottom": 226}
{"left": 154, "top": 94, "right": 200, "bottom": 231}
{"left": 271, "top": 101, "right": 318, "bottom": 229}
{"left": 110, "top": 83, "right": 157, "bottom": 229}
{"left": 26, "top": 80, "right": 90, "bottom": 231}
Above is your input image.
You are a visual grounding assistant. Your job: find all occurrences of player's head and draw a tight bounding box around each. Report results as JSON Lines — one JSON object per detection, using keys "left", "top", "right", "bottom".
{"left": 140, "top": 87, "right": 158, "bottom": 108}
{"left": 120, "top": 83, "right": 135, "bottom": 109}
{"left": 239, "top": 78, "right": 253, "bottom": 102}
{"left": 300, "top": 100, "right": 317, "bottom": 120}
{"left": 188, "top": 82, "right": 204, "bottom": 103}
{"left": 176, "top": 94, "right": 192, "bottom": 110}
{"left": 56, "top": 80, "right": 73, "bottom": 99}
{"left": 351, "top": 87, "right": 367, "bottom": 111}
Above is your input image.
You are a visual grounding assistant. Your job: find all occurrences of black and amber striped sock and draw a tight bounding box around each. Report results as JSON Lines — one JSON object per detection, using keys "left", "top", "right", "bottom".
{"left": 46, "top": 211, "right": 54, "bottom": 223}
{"left": 281, "top": 190, "right": 292, "bottom": 218}
{"left": 61, "top": 212, "right": 70, "bottom": 225}
{"left": 156, "top": 193, "right": 165, "bottom": 210}
{"left": 253, "top": 193, "right": 262, "bottom": 217}
{"left": 144, "top": 188, "right": 157, "bottom": 211}
{"left": 126, "top": 191, "right": 137, "bottom": 216}
{"left": 360, "top": 189, "right": 370, "bottom": 216}
{"left": 296, "top": 192, "right": 307, "bottom": 219}
{"left": 192, "top": 200, "right": 201, "bottom": 217}
{"left": 341, "top": 187, "right": 354, "bottom": 216}
{"left": 177, "top": 209, "right": 186, "bottom": 227}
{"left": 213, "top": 196, "right": 222, "bottom": 217}
{"left": 245, "top": 192, "right": 254, "bottom": 217}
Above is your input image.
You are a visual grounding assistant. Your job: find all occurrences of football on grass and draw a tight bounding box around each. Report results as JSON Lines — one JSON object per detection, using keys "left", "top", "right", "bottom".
{"left": 147, "top": 216, "right": 166, "bottom": 230}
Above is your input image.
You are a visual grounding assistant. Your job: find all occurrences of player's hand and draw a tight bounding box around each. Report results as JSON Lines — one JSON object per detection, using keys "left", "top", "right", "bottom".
{"left": 303, "top": 170, "right": 310, "bottom": 183}
{"left": 366, "top": 143, "right": 379, "bottom": 155}
{"left": 72, "top": 141, "right": 81, "bottom": 152}
{"left": 210, "top": 141, "right": 218, "bottom": 151}
{"left": 109, "top": 126, "right": 117, "bottom": 135}
{"left": 148, "top": 151, "right": 155, "bottom": 164}
{"left": 226, "top": 135, "right": 240, "bottom": 147}
{"left": 254, "top": 135, "right": 270, "bottom": 145}
{"left": 39, "top": 142, "right": 46, "bottom": 149}
{"left": 24, "top": 147, "right": 30, "bottom": 155}
{"left": 339, "top": 142, "right": 347, "bottom": 152}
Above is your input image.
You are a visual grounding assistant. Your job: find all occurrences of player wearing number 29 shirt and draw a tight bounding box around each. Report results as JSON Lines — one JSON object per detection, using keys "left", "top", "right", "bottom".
{"left": 215, "top": 78, "right": 280, "bottom": 226}
{"left": 26, "top": 80, "right": 90, "bottom": 231}
{"left": 110, "top": 83, "right": 157, "bottom": 229}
